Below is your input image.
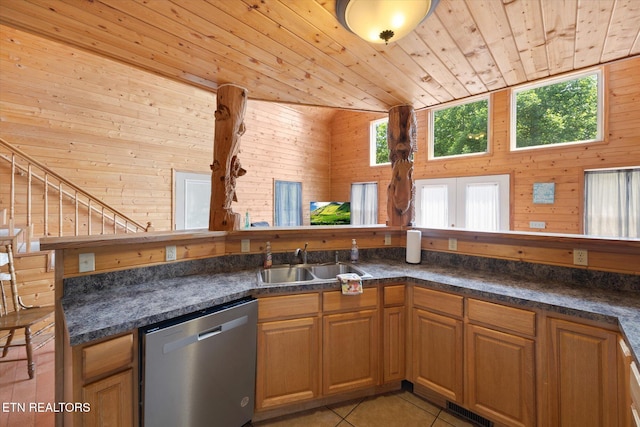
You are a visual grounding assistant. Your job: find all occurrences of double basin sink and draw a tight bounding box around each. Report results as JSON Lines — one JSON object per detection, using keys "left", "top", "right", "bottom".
{"left": 258, "top": 262, "right": 371, "bottom": 286}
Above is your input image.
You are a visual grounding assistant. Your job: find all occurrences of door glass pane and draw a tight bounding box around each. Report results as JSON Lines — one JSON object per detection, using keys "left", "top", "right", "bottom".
{"left": 420, "top": 185, "right": 448, "bottom": 228}
{"left": 351, "top": 183, "right": 378, "bottom": 225}
{"left": 465, "top": 183, "right": 499, "bottom": 231}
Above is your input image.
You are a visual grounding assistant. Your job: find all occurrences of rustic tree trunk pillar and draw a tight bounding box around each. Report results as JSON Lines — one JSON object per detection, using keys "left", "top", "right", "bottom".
{"left": 387, "top": 104, "right": 417, "bottom": 226}
{"left": 209, "top": 84, "right": 248, "bottom": 231}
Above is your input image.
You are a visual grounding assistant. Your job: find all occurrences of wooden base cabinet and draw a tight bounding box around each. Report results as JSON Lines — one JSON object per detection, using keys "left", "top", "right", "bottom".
{"left": 465, "top": 324, "right": 535, "bottom": 427}
{"left": 465, "top": 299, "right": 537, "bottom": 427}
{"left": 71, "top": 332, "right": 137, "bottom": 427}
{"left": 383, "top": 285, "right": 406, "bottom": 383}
{"left": 82, "top": 369, "right": 134, "bottom": 427}
{"left": 322, "top": 288, "right": 379, "bottom": 395}
{"left": 256, "top": 317, "right": 320, "bottom": 409}
{"left": 411, "top": 287, "right": 464, "bottom": 404}
{"left": 547, "top": 317, "right": 619, "bottom": 427}
{"left": 413, "top": 308, "right": 464, "bottom": 403}
{"left": 255, "top": 293, "right": 321, "bottom": 410}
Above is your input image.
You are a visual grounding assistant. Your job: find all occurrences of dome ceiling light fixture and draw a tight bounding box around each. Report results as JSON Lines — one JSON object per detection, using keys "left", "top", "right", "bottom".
{"left": 336, "top": 0, "right": 440, "bottom": 45}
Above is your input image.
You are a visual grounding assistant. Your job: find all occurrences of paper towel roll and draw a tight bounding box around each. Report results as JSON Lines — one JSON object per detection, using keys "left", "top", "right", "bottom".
{"left": 406, "top": 230, "right": 422, "bottom": 264}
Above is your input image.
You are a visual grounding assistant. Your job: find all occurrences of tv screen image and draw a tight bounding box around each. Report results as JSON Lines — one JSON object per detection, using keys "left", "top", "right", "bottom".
{"left": 310, "top": 202, "right": 351, "bottom": 225}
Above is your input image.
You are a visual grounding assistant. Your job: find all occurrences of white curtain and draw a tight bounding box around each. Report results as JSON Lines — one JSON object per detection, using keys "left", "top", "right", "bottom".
{"left": 420, "top": 185, "right": 448, "bottom": 228}
{"left": 585, "top": 168, "right": 639, "bottom": 238}
{"left": 274, "top": 181, "right": 302, "bottom": 226}
{"left": 465, "top": 183, "right": 500, "bottom": 231}
{"left": 351, "top": 183, "right": 378, "bottom": 225}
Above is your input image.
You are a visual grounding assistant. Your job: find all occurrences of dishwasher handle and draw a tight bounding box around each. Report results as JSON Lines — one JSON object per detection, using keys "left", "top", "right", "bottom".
{"left": 162, "top": 315, "right": 249, "bottom": 354}
{"left": 198, "top": 315, "right": 248, "bottom": 341}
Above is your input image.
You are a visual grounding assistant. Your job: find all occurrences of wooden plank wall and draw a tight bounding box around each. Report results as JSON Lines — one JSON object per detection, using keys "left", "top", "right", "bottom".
{"left": 331, "top": 57, "right": 640, "bottom": 234}
{"left": 0, "top": 25, "right": 334, "bottom": 234}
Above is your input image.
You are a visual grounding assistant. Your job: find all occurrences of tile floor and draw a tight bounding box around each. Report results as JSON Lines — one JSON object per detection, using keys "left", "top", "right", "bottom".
{"left": 250, "top": 389, "right": 476, "bottom": 427}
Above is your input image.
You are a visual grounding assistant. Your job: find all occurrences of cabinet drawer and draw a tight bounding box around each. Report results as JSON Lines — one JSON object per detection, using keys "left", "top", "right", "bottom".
{"left": 82, "top": 333, "right": 134, "bottom": 380}
{"left": 632, "top": 362, "right": 640, "bottom": 409}
{"left": 384, "top": 285, "right": 405, "bottom": 306}
{"left": 258, "top": 293, "right": 320, "bottom": 321}
{"left": 413, "top": 287, "right": 463, "bottom": 318}
{"left": 467, "top": 299, "right": 536, "bottom": 337}
{"left": 323, "top": 288, "right": 378, "bottom": 313}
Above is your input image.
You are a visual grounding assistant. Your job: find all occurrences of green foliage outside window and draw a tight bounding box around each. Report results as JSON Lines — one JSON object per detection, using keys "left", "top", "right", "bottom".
{"left": 515, "top": 73, "right": 599, "bottom": 148}
{"left": 374, "top": 120, "right": 389, "bottom": 164}
{"left": 433, "top": 99, "right": 488, "bottom": 157}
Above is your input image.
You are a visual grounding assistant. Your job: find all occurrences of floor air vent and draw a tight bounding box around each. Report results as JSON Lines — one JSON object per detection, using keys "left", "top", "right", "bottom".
{"left": 446, "top": 402, "right": 493, "bottom": 427}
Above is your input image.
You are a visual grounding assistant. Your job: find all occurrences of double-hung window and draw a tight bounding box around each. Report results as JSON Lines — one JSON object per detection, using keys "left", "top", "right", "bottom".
{"left": 584, "top": 168, "right": 639, "bottom": 238}
{"left": 274, "top": 180, "right": 302, "bottom": 226}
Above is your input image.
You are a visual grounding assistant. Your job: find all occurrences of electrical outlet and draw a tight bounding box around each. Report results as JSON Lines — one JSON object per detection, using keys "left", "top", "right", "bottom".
{"left": 384, "top": 234, "right": 392, "bottom": 245}
{"left": 241, "top": 239, "right": 251, "bottom": 253}
{"left": 165, "top": 245, "right": 177, "bottom": 262}
{"left": 448, "top": 238, "right": 458, "bottom": 251}
{"left": 529, "top": 221, "right": 546, "bottom": 229}
{"left": 78, "top": 253, "right": 95, "bottom": 273}
{"left": 573, "top": 249, "right": 588, "bottom": 266}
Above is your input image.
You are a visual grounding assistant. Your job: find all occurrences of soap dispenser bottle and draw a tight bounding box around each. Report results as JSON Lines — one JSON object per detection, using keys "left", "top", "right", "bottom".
{"left": 350, "top": 239, "right": 359, "bottom": 263}
{"left": 264, "top": 241, "right": 272, "bottom": 269}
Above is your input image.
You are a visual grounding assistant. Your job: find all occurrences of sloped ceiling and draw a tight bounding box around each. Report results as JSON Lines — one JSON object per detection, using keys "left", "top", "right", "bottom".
{"left": 1, "top": 0, "right": 639, "bottom": 112}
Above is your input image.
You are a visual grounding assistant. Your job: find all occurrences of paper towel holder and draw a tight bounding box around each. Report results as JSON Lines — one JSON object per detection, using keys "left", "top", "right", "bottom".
{"left": 406, "top": 229, "right": 422, "bottom": 264}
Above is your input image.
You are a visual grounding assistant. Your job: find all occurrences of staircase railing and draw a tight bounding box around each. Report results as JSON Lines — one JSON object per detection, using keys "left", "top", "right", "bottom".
{"left": 0, "top": 137, "right": 150, "bottom": 242}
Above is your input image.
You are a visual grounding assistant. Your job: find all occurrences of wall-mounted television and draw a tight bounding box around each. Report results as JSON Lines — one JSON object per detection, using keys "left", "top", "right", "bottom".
{"left": 310, "top": 202, "right": 351, "bottom": 225}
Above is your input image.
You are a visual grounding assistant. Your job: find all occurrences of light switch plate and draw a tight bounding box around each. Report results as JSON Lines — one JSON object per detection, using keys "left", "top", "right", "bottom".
{"left": 448, "top": 238, "right": 458, "bottom": 251}
{"left": 78, "top": 253, "right": 95, "bottom": 273}
{"left": 384, "top": 234, "right": 392, "bottom": 245}
{"left": 165, "top": 245, "right": 177, "bottom": 262}
{"left": 241, "top": 239, "right": 251, "bottom": 253}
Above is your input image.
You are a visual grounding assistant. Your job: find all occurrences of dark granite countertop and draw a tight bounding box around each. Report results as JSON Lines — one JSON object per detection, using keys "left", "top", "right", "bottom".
{"left": 62, "top": 256, "right": 640, "bottom": 363}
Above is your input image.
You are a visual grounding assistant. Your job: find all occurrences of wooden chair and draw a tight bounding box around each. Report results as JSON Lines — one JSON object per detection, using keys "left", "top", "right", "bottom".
{"left": 0, "top": 243, "right": 54, "bottom": 379}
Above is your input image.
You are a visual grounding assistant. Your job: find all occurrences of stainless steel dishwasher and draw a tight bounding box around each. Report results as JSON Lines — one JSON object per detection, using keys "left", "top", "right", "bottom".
{"left": 140, "top": 297, "right": 257, "bottom": 427}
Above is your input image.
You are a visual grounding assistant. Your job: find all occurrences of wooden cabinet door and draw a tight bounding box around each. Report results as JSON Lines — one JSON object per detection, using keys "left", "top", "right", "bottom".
{"left": 466, "top": 324, "right": 535, "bottom": 427}
{"left": 412, "top": 308, "right": 463, "bottom": 403}
{"left": 323, "top": 309, "right": 378, "bottom": 395}
{"left": 547, "top": 318, "right": 619, "bottom": 427}
{"left": 256, "top": 317, "right": 320, "bottom": 410}
{"left": 82, "top": 369, "right": 134, "bottom": 427}
{"left": 383, "top": 306, "right": 405, "bottom": 383}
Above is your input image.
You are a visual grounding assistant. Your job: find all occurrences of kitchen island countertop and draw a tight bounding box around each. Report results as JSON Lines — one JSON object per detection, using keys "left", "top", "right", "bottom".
{"left": 62, "top": 259, "right": 640, "bottom": 363}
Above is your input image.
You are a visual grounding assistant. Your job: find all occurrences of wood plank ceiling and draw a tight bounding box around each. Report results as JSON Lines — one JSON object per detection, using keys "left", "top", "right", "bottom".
{"left": 1, "top": 0, "right": 639, "bottom": 112}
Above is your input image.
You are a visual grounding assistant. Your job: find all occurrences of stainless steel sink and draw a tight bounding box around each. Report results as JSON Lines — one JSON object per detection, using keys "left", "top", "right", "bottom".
{"left": 310, "top": 262, "right": 368, "bottom": 279}
{"left": 259, "top": 265, "right": 314, "bottom": 284}
{"left": 257, "top": 262, "right": 370, "bottom": 286}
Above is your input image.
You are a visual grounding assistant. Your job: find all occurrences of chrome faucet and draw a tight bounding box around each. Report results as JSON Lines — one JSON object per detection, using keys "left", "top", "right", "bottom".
{"left": 293, "top": 242, "right": 309, "bottom": 264}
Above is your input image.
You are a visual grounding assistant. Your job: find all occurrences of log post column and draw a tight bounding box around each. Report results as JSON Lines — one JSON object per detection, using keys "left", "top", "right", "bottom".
{"left": 386, "top": 104, "right": 417, "bottom": 226}
{"left": 209, "top": 84, "right": 248, "bottom": 231}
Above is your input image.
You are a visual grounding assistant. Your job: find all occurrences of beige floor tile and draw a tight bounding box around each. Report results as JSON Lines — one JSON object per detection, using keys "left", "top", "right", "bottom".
{"left": 328, "top": 397, "right": 363, "bottom": 418}
{"left": 344, "top": 393, "right": 437, "bottom": 427}
{"left": 395, "top": 390, "right": 442, "bottom": 416}
{"left": 252, "top": 407, "right": 342, "bottom": 427}
{"left": 436, "top": 410, "right": 475, "bottom": 427}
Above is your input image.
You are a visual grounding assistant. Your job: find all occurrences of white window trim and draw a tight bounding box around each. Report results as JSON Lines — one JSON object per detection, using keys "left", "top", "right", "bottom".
{"left": 370, "top": 117, "right": 390, "bottom": 167}
{"left": 428, "top": 94, "right": 491, "bottom": 160}
{"left": 510, "top": 68, "right": 604, "bottom": 151}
